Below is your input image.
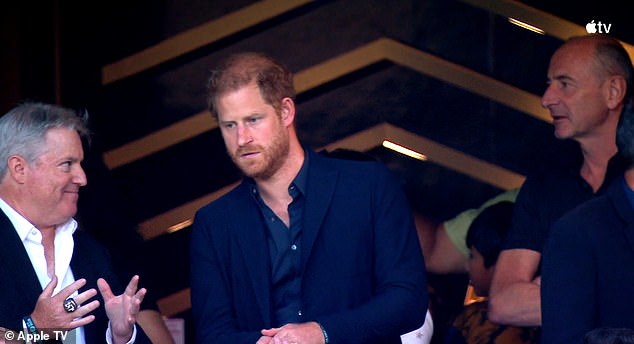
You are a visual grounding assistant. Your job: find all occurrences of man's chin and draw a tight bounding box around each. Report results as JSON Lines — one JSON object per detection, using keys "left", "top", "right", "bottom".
{"left": 553, "top": 128, "right": 572, "bottom": 140}
{"left": 240, "top": 165, "right": 277, "bottom": 180}
{"left": 239, "top": 165, "right": 263, "bottom": 179}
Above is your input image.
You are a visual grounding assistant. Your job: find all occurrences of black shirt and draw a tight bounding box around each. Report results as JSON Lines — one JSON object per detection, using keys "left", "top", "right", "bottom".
{"left": 504, "top": 150, "right": 627, "bottom": 255}
{"left": 249, "top": 153, "right": 309, "bottom": 326}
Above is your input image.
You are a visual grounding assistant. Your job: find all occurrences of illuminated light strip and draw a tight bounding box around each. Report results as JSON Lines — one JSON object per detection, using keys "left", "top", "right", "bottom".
{"left": 508, "top": 17, "right": 545, "bottom": 35}
{"left": 462, "top": 0, "right": 634, "bottom": 59}
{"left": 166, "top": 219, "right": 193, "bottom": 233}
{"left": 382, "top": 140, "right": 427, "bottom": 161}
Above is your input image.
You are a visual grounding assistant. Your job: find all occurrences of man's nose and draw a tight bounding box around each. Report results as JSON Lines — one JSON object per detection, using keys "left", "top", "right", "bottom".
{"left": 541, "top": 84, "right": 558, "bottom": 109}
{"left": 237, "top": 125, "right": 253, "bottom": 146}
{"left": 74, "top": 166, "right": 88, "bottom": 186}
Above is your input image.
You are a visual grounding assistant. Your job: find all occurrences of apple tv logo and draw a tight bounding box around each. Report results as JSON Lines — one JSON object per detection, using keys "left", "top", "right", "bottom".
{"left": 586, "top": 20, "right": 612, "bottom": 34}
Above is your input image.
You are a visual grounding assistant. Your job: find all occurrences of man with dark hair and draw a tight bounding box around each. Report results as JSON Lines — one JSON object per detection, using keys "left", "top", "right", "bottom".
{"left": 190, "top": 52, "right": 428, "bottom": 343}
{"left": 541, "top": 102, "right": 634, "bottom": 343}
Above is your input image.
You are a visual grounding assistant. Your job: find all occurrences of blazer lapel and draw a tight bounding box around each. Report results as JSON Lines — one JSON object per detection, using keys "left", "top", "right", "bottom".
{"left": 610, "top": 180, "right": 634, "bottom": 254}
{"left": 0, "top": 213, "right": 44, "bottom": 312}
{"left": 301, "top": 152, "right": 337, "bottom": 270}
{"left": 233, "top": 183, "right": 273, "bottom": 325}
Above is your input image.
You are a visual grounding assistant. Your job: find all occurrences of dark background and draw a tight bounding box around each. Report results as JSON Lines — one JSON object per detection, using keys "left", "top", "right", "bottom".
{"left": 2, "top": 1, "right": 632, "bottom": 342}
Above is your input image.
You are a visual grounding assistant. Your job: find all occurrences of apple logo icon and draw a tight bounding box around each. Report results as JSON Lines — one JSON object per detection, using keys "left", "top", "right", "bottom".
{"left": 586, "top": 20, "right": 597, "bottom": 34}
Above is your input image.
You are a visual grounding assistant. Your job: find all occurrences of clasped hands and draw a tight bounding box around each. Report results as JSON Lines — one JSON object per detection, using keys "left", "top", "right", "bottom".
{"left": 257, "top": 322, "right": 325, "bottom": 344}
{"left": 30, "top": 274, "right": 146, "bottom": 344}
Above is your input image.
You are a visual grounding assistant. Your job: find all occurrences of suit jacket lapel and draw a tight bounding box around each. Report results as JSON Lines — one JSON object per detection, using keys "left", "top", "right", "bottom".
{"left": 231, "top": 152, "right": 338, "bottom": 324}
{"left": 233, "top": 182, "right": 273, "bottom": 325}
{"left": 0, "top": 213, "right": 44, "bottom": 313}
{"left": 69, "top": 234, "right": 93, "bottom": 291}
{"left": 610, "top": 180, "right": 634, "bottom": 254}
{"left": 301, "top": 152, "right": 337, "bottom": 270}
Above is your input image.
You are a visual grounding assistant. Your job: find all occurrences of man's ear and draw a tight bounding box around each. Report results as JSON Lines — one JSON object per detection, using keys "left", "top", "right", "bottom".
{"left": 280, "top": 97, "right": 296, "bottom": 126}
{"left": 7, "top": 155, "right": 28, "bottom": 184}
{"left": 606, "top": 75, "right": 627, "bottom": 110}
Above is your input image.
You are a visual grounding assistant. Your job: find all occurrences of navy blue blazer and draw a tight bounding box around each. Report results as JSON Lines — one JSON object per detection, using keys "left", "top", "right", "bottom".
{"left": 0, "top": 212, "right": 150, "bottom": 343}
{"left": 190, "top": 150, "right": 428, "bottom": 343}
{"left": 541, "top": 177, "right": 634, "bottom": 343}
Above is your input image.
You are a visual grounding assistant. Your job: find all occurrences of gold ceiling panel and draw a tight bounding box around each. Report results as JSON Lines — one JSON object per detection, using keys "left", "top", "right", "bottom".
{"left": 101, "top": 0, "right": 315, "bottom": 85}
{"left": 102, "top": 38, "right": 549, "bottom": 169}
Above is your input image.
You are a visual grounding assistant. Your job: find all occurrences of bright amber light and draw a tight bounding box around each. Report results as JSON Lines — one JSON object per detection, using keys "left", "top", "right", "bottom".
{"left": 167, "top": 219, "right": 193, "bottom": 233}
{"left": 508, "top": 18, "right": 545, "bottom": 35}
{"left": 382, "top": 140, "right": 427, "bottom": 161}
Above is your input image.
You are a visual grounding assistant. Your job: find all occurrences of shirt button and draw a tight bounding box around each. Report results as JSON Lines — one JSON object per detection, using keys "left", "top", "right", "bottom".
{"left": 291, "top": 244, "right": 297, "bottom": 250}
{"left": 298, "top": 310, "right": 302, "bottom": 316}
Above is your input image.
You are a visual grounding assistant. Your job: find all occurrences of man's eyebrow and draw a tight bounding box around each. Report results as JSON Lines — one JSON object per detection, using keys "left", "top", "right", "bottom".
{"left": 552, "top": 74, "right": 573, "bottom": 81}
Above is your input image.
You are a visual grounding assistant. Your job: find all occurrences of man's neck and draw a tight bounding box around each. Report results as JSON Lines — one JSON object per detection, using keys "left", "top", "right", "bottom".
{"left": 578, "top": 135, "right": 618, "bottom": 192}
{"left": 578, "top": 107, "right": 623, "bottom": 191}
{"left": 40, "top": 226, "right": 56, "bottom": 278}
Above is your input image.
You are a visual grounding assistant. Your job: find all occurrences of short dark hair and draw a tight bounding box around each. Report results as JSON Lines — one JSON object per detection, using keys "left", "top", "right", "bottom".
{"left": 206, "top": 52, "right": 296, "bottom": 119}
{"left": 466, "top": 201, "right": 514, "bottom": 268}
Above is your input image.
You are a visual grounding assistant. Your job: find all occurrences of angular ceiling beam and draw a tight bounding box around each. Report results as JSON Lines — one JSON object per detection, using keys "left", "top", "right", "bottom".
{"left": 103, "top": 38, "right": 548, "bottom": 169}
{"left": 101, "top": 0, "right": 315, "bottom": 85}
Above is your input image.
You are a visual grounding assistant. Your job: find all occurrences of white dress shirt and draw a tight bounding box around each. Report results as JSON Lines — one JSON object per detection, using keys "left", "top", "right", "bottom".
{"left": 0, "top": 197, "right": 136, "bottom": 344}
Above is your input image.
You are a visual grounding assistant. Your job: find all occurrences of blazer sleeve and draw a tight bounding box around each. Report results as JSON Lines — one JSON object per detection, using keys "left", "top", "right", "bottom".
{"left": 541, "top": 215, "right": 596, "bottom": 344}
{"left": 318, "top": 163, "right": 429, "bottom": 343}
{"left": 190, "top": 206, "right": 262, "bottom": 344}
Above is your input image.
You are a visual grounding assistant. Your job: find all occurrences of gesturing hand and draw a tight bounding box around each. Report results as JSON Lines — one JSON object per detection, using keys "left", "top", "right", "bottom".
{"left": 98, "top": 275, "right": 147, "bottom": 344}
{"left": 31, "top": 275, "right": 100, "bottom": 332}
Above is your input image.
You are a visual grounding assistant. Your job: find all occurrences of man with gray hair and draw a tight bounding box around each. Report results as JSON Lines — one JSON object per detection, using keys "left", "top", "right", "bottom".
{"left": 0, "top": 102, "right": 148, "bottom": 343}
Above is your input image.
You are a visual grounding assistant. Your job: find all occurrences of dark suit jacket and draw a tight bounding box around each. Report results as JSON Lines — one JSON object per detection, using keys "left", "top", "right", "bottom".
{"left": 190, "top": 150, "right": 428, "bottom": 344}
{"left": 541, "top": 177, "right": 634, "bottom": 343}
{"left": 0, "top": 211, "right": 149, "bottom": 343}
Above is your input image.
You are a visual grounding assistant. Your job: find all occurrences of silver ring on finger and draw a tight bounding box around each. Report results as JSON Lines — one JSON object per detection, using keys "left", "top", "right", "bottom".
{"left": 63, "top": 297, "right": 79, "bottom": 313}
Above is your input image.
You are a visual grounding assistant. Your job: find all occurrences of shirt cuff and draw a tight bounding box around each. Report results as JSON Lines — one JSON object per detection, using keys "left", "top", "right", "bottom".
{"left": 105, "top": 322, "right": 137, "bottom": 344}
